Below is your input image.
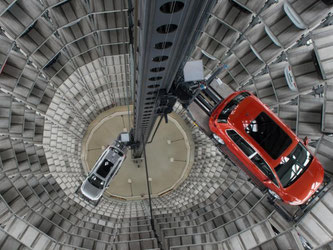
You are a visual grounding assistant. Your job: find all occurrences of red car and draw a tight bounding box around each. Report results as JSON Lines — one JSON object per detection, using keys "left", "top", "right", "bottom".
{"left": 209, "top": 91, "right": 324, "bottom": 205}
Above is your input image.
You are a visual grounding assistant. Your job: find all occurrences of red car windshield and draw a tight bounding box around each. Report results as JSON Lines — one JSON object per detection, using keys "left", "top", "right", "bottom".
{"left": 275, "top": 143, "right": 313, "bottom": 188}
{"left": 246, "top": 112, "right": 292, "bottom": 160}
{"left": 217, "top": 92, "right": 250, "bottom": 123}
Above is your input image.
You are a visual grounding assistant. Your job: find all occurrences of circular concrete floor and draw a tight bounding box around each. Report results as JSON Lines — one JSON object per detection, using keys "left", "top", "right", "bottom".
{"left": 81, "top": 106, "right": 194, "bottom": 200}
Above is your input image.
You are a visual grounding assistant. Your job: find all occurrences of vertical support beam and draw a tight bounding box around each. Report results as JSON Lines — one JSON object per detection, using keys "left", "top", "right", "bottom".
{"left": 133, "top": 0, "right": 216, "bottom": 158}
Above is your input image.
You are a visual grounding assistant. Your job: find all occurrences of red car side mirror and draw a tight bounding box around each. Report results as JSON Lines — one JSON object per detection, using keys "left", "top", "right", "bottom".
{"left": 263, "top": 179, "right": 272, "bottom": 185}
{"left": 303, "top": 136, "right": 309, "bottom": 146}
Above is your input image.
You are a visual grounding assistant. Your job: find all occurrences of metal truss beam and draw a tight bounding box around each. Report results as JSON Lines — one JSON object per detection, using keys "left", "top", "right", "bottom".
{"left": 132, "top": 0, "right": 216, "bottom": 158}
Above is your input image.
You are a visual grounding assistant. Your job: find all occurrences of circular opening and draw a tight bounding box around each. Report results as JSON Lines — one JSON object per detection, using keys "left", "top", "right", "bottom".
{"left": 160, "top": 1, "right": 184, "bottom": 14}
{"left": 154, "top": 41, "right": 173, "bottom": 49}
{"left": 153, "top": 56, "right": 168, "bottom": 62}
{"left": 157, "top": 24, "right": 178, "bottom": 34}
{"left": 150, "top": 67, "right": 165, "bottom": 73}
{"left": 148, "top": 84, "right": 160, "bottom": 89}
{"left": 149, "top": 76, "right": 162, "bottom": 81}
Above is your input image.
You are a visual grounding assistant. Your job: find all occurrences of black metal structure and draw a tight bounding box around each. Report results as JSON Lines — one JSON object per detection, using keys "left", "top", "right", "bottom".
{"left": 132, "top": 0, "right": 216, "bottom": 158}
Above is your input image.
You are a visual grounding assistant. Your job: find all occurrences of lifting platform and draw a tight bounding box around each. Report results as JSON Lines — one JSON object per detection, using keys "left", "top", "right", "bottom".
{"left": 185, "top": 79, "right": 333, "bottom": 224}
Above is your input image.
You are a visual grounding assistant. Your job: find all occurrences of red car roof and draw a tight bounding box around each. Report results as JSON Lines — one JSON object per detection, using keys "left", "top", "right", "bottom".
{"left": 226, "top": 92, "right": 299, "bottom": 169}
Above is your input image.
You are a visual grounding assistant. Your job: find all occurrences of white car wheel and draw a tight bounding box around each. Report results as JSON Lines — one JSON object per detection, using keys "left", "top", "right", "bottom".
{"left": 213, "top": 133, "right": 224, "bottom": 145}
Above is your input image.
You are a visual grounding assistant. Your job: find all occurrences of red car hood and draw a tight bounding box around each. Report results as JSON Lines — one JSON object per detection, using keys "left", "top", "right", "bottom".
{"left": 283, "top": 159, "right": 324, "bottom": 205}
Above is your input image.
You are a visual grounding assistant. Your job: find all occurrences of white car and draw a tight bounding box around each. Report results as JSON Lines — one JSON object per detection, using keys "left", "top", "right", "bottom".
{"left": 80, "top": 140, "right": 127, "bottom": 205}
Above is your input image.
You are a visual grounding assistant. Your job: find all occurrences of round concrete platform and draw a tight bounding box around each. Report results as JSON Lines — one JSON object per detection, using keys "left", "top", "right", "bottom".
{"left": 81, "top": 106, "right": 194, "bottom": 200}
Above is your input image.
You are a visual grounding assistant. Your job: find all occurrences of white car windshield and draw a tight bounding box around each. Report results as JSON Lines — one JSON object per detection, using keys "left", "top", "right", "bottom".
{"left": 88, "top": 174, "right": 104, "bottom": 189}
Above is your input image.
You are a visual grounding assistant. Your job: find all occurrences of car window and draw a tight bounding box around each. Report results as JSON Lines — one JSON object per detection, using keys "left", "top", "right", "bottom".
{"left": 227, "top": 130, "right": 255, "bottom": 157}
{"left": 251, "top": 154, "right": 278, "bottom": 186}
{"left": 275, "top": 143, "right": 313, "bottom": 188}
{"left": 88, "top": 175, "right": 104, "bottom": 189}
{"left": 246, "top": 112, "right": 292, "bottom": 160}
{"left": 96, "top": 159, "right": 114, "bottom": 178}
{"left": 227, "top": 130, "right": 278, "bottom": 186}
{"left": 115, "top": 149, "right": 123, "bottom": 157}
{"left": 112, "top": 147, "right": 124, "bottom": 157}
{"left": 218, "top": 92, "right": 250, "bottom": 123}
